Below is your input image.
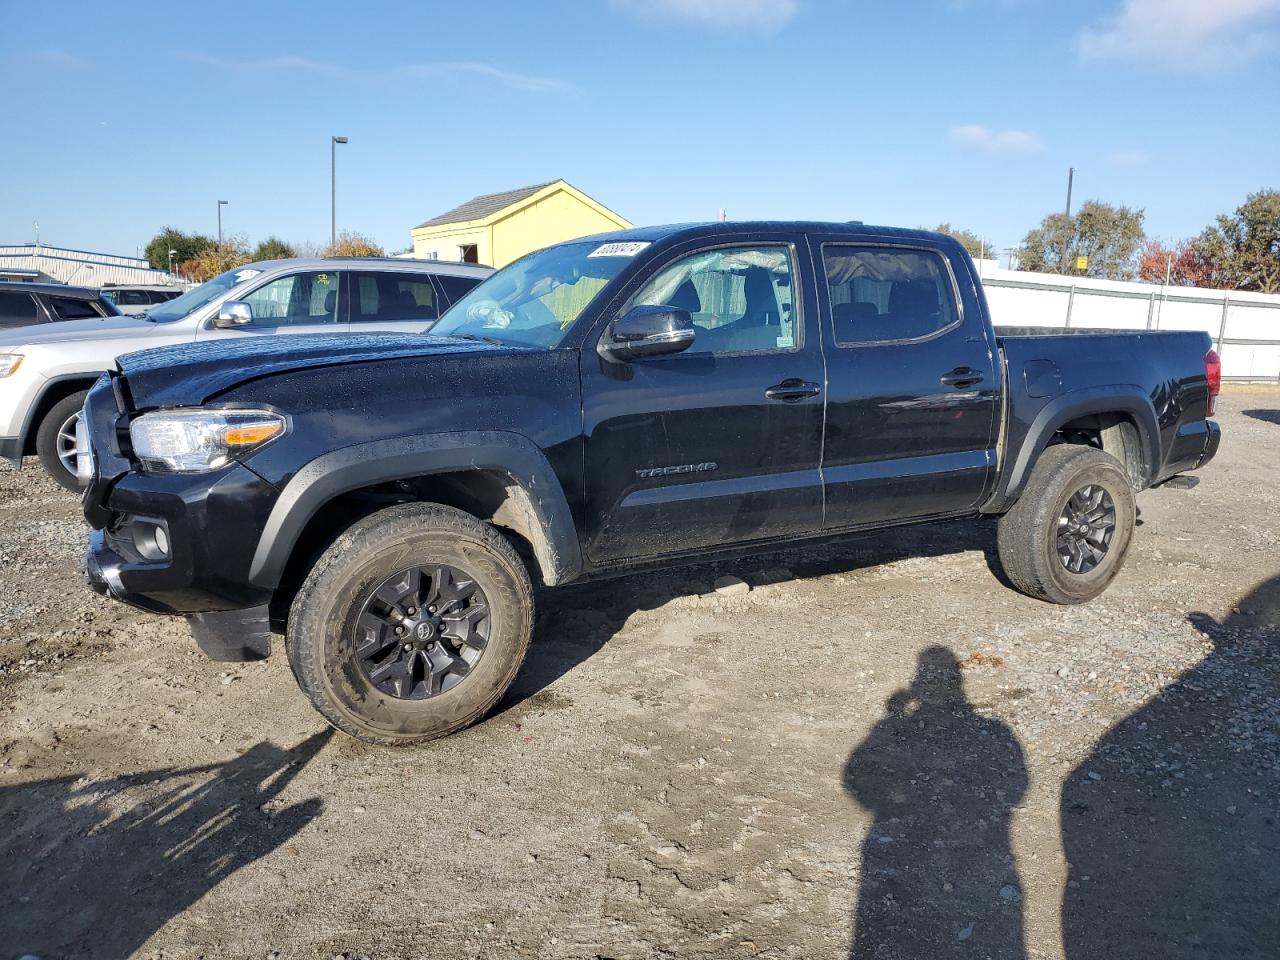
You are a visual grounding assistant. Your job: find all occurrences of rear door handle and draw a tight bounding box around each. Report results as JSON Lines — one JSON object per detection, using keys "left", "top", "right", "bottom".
{"left": 940, "top": 367, "right": 984, "bottom": 388}
{"left": 765, "top": 379, "right": 821, "bottom": 402}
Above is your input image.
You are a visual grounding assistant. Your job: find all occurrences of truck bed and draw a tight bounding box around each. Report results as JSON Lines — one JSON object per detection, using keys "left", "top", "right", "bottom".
{"left": 987, "top": 326, "right": 1216, "bottom": 510}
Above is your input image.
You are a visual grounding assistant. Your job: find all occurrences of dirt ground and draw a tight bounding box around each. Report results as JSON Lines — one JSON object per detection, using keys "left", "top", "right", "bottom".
{"left": 1, "top": 386, "right": 1277, "bottom": 960}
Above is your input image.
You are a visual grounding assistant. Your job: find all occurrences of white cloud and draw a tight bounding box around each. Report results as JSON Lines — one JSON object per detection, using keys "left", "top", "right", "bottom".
{"left": 26, "top": 49, "right": 88, "bottom": 69}
{"left": 1109, "top": 149, "right": 1149, "bottom": 167}
{"left": 179, "top": 53, "right": 361, "bottom": 79}
{"left": 397, "top": 62, "right": 573, "bottom": 94}
{"left": 612, "top": 0, "right": 798, "bottom": 32}
{"left": 181, "top": 53, "right": 573, "bottom": 94}
{"left": 1079, "top": 0, "right": 1280, "bottom": 67}
{"left": 949, "top": 125, "right": 1044, "bottom": 155}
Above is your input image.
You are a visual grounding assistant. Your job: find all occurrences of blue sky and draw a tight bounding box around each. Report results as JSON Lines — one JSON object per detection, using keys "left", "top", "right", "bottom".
{"left": 2, "top": 0, "right": 1278, "bottom": 260}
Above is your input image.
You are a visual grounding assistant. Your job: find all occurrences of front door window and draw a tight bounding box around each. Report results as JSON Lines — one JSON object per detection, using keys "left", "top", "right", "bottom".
{"left": 632, "top": 245, "right": 799, "bottom": 354}
{"left": 240, "top": 271, "right": 341, "bottom": 328}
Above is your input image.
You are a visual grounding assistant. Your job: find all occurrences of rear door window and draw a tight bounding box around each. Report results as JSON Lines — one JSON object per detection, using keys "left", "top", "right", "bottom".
{"left": 117, "top": 290, "right": 151, "bottom": 306}
{"left": 47, "top": 296, "right": 103, "bottom": 320}
{"left": 350, "top": 272, "right": 440, "bottom": 325}
{"left": 0, "top": 291, "right": 41, "bottom": 326}
{"left": 822, "top": 246, "right": 958, "bottom": 344}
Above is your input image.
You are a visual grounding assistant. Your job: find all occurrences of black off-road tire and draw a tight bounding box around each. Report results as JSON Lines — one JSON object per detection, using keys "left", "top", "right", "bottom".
{"left": 286, "top": 502, "right": 533, "bottom": 746}
{"left": 35, "top": 390, "right": 88, "bottom": 491}
{"left": 996, "top": 444, "right": 1136, "bottom": 604}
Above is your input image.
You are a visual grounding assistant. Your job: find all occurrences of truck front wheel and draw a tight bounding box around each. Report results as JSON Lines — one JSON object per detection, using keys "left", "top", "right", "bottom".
{"left": 286, "top": 503, "right": 534, "bottom": 745}
{"left": 996, "top": 444, "right": 1136, "bottom": 604}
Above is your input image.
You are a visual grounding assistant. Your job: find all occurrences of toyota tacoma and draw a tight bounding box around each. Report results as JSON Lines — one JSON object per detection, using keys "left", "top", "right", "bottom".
{"left": 80, "top": 222, "right": 1221, "bottom": 744}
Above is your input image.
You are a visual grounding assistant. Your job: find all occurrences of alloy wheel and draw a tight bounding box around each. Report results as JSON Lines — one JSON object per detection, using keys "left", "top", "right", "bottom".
{"left": 353, "top": 564, "right": 490, "bottom": 699}
{"left": 56, "top": 413, "right": 81, "bottom": 476}
{"left": 1056, "top": 484, "right": 1117, "bottom": 574}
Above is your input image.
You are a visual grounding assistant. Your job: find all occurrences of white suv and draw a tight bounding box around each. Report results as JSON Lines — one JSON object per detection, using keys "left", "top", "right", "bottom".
{"left": 0, "top": 257, "right": 492, "bottom": 488}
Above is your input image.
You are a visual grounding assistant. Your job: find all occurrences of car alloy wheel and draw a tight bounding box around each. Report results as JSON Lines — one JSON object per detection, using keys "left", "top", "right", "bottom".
{"left": 1056, "top": 483, "right": 1117, "bottom": 575}
{"left": 353, "top": 564, "right": 490, "bottom": 699}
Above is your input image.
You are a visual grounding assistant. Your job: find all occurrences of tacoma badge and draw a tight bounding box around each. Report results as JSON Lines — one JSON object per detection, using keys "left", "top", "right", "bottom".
{"left": 636, "top": 462, "right": 719, "bottom": 480}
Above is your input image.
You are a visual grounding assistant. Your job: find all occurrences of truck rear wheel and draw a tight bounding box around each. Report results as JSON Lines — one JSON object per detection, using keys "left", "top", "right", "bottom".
{"left": 996, "top": 444, "right": 1136, "bottom": 604}
{"left": 286, "top": 503, "right": 533, "bottom": 746}
{"left": 35, "top": 390, "right": 87, "bottom": 491}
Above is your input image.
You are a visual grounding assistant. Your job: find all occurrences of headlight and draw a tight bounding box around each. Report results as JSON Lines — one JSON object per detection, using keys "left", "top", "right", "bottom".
{"left": 0, "top": 354, "right": 23, "bottom": 377}
{"left": 129, "top": 409, "right": 286, "bottom": 474}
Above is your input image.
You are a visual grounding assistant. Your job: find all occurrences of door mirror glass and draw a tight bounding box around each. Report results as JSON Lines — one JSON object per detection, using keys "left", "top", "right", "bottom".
{"left": 604, "top": 305, "right": 695, "bottom": 361}
{"left": 213, "top": 301, "right": 253, "bottom": 329}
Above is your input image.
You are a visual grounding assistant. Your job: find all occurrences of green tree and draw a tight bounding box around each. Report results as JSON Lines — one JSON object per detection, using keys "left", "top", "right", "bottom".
{"left": 1190, "top": 190, "right": 1280, "bottom": 294}
{"left": 932, "top": 224, "right": 992, "bottom": 260}
{"left": 252, "top": 236, "right": 297, "bottom": 261}
{"left": 1018, "top": 201, "right": 1147, "bottom": 279}
{"left": 144, "top": 227, "right": 214, "bottom": 272}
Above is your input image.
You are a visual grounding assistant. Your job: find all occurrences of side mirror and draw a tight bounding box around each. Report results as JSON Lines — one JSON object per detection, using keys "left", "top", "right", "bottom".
{"left": 602, "top": 305, "right": 695, "bottom": 362}
{"left": 212, "top": 301, "right": 253, "bottom": 329}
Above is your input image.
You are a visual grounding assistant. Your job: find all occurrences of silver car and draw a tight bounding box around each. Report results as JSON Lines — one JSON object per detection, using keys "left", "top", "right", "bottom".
{"left": 0, "top": 256, "right": 492, "bottom": 488}
{"left": 99, "top": 285, "right": 186, "bottom": 315}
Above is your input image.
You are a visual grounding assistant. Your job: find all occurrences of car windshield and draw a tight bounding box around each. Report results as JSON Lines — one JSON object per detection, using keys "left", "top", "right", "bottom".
{"left": 431, "top": 240, "right": 642, "bottom": 348}
{"left": 143, "top": 266, "right": 264, "bottom": 323}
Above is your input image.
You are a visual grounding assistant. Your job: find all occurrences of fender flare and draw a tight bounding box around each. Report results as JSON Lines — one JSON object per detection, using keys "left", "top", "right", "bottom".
{"left": 247, "top": 430, "right": 582, "bottom": 589}
{"left": 992, "top": 385, "right": 1160, "bottom": 509}
{"left": 12, "top": 372, "right": 107, "bottom": 458}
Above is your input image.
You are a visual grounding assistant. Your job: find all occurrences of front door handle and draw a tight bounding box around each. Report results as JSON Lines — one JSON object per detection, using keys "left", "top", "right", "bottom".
{"left": 765, "top": 379, "right": 821, "bottom": 402}
{"left": 940, "top": 367, "right": 985, "bottom": 388}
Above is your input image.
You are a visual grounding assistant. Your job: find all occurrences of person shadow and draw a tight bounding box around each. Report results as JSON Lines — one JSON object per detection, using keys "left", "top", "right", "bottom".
{"left": 1061, "top": 574, "right": 1280, "bottom": 958}
{"left": 0, "top": 728, "right": 332, "bottom": 957}
{"left": 844, "top": 645, "right": 1028, "bottom": 960}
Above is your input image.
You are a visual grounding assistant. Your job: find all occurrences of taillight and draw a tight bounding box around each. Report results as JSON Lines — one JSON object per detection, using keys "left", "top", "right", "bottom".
{"left": 1204, "top": 349, "right": 1221, "bottom": 417}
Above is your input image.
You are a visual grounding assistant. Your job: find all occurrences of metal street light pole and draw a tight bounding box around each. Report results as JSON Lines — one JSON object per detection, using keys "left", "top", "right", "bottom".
{"left": 331, "top": 136, "right": 349, "bottom": 248}
{"left": 217, "top": 199, "right": 228, "bottom": 248}
{"left": 1062, "top": 167, "right": 1076, "bottom": 274}
{"left": 168, "top": 248, "right": 177, "bottom": 277}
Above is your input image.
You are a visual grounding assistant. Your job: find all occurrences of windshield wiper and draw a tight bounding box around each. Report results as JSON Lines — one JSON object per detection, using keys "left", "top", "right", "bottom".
{"left": 449, "top": 333, "right": 505, "bottom": 346}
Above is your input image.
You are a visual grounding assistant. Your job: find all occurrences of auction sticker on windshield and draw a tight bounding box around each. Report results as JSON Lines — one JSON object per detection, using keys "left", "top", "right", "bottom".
{"left": 588, "top": 242, "right": 650, "bottom": 258}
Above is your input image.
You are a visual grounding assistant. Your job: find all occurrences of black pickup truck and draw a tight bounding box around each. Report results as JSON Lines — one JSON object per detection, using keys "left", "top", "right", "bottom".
{"left": 80, "top": 222, "right": 1221, "bottom": 744}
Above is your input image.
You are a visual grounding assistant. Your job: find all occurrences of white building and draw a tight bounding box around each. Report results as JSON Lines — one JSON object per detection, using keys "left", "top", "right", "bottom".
{"left": 0, "top": 244, "right": 178, "bottom": 287}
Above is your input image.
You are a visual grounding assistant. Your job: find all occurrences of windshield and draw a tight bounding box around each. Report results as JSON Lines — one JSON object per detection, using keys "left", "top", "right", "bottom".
{"left": 431, "top": 240, "right": 643, "bottom": 348}
{"left": 144, "top": 266, "right": 263, "bottom": 323}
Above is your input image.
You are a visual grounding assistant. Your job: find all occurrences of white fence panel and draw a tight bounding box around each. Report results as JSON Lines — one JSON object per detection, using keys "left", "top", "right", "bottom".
{"left": 1072, "top": 292, "right": 1148, "bottom": 330}
{"left": 980, "top": 268, "right": 1280, "bottom": 381}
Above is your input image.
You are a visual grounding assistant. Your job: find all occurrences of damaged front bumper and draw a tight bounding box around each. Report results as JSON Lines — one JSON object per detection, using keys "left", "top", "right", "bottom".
{"left": 84, "top": 529, "right": 273, "bottom": 662}
{"left": 80, "top": 375, "right": 281, "bottom": 662}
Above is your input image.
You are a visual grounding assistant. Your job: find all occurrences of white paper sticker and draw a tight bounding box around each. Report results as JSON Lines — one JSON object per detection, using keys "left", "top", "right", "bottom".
{"left": 233, "top": 269, "right": 262, "bottom": 283}
{"left": 588, "top": 241, "right": 650, "bottom": 258}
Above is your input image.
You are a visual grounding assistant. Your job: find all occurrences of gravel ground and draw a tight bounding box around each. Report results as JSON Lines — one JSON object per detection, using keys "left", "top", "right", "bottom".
{"left": 1, "top": 386, "right": 1277, "bottom": 960}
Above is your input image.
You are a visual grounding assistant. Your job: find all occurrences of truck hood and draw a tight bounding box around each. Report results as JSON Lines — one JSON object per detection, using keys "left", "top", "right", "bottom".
{"left": 0, "top": 313, "right": 160, "bottom": 348}
{"left": 115, "top": 333, "right": 526, "bottom": 409}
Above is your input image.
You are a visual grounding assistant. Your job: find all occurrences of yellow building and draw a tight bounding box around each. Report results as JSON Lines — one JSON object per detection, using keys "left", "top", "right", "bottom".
{"left": 411, "top": 180, "right": 631, "bottom": 269}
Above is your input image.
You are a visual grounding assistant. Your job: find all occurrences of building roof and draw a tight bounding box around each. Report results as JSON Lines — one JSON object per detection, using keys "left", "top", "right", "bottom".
{"left": 415, "top": 181, "right": 558, "bottom": 229}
